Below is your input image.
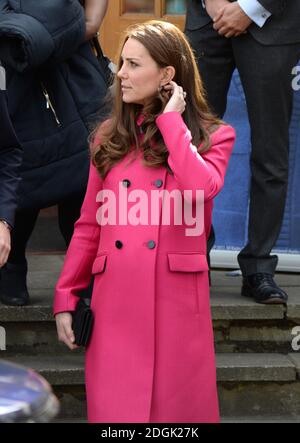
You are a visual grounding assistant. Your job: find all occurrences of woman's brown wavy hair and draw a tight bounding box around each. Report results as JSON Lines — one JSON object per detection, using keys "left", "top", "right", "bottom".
{"left": 92, "top": 20, "right": 222, "bottom": 178}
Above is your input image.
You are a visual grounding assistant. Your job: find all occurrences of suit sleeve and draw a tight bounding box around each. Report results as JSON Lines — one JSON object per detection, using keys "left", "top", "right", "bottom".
{"left": 0, "top": 90, "right": 22, "bottom": 227}
{"left": 156, "top": 112, "right": 235, "bottom": 201}
{"left": 257, "top": 0, "right": 287, "bottom": 15}
{"left": 53, "top": 161, "right": 102, "bottom": 315}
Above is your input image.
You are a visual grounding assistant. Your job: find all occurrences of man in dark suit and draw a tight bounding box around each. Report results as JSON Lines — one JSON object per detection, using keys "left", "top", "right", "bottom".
{"left": 185, "top": 0, "right": 300, "bottom": 304}
{"left": 0, "top": 64, "right": 22, "bottom": 270}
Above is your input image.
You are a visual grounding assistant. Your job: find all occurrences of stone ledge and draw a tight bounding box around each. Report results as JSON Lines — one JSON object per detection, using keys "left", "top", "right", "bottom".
{"left": 216, "top": 353, "right": 296, "bottom": 382}
{"left": 53, "top": 416, "right": 300, "bottom": 423}
{"left": 3, "top": 353, "right": 298, "bottom": 385}
{"left": 0, "top": 290, "right": 292, "bottom": 322}
{"left": 0, "top": 290, "right": 54, "bottom": 322}
{"left": 221, "top": 416, "right": 300, "bottom": 423}
{"left": 286, "top": 292, "right": 300, "bottom": 320}
{"left": 288, "top": 353, "right": 300, "bottom": 377}
{"left": 4, "top": 354, "right": 85, "bottom": 385}
{"left": 210, "top": 291, "right": 286, "bottom": 320}
{"left": 0, "top": 254, "right": 298, "bottom": 322}
{"left": 211, "top": 271, "right": 300, "bottom": 288}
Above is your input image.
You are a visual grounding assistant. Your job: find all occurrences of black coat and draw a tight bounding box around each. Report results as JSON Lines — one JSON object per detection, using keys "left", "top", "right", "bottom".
{"left": 0, "top": 0, "right": 109, "bottom": 210}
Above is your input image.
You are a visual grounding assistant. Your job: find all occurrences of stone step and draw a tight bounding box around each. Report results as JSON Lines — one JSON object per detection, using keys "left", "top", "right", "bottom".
{"left": 3, "top": 353, "right": 300, "bottom": 419}
{"left": 221, "top": 416, "right": 300, "bottom": 423}
{"left": 53, "top": 416, "right": 300, "bottom": 423}
{"left": 27, "top": 208, "right": 66, "bottom": 252}
{"left": 2, "top": 306, "right": 299, "bottom": 354}
{"left": 0, "top": 255, "right": 299, "bottom": 354}
{"left": 4, "top": 353, "right": 299, "bottom": 385}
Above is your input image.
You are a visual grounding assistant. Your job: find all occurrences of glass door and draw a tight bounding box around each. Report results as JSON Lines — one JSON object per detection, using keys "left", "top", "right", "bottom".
{"left": 165, "top": 0, "right": 187, "bottom": 15}
{"left": 100, "top": 0, "right": 187, "bottom": 60}
{"left": 122, "top": 0, "right": 155, "bottom": 14}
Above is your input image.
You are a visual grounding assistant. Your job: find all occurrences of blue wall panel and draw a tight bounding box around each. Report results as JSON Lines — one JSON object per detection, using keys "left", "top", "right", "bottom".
{"left": 213, "top": 68, "right": 300, "bottom": 253}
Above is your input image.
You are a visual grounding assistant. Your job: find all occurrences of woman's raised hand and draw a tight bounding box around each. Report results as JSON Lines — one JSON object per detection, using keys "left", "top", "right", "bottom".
{"left": 162, "top": 81, "right": 186, "bottom": 115}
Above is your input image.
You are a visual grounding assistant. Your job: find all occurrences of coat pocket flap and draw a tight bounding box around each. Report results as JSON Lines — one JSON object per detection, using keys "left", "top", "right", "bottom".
{"left": 168, "top": 253, "right": 208, "bottom": 272}
{"left": 92, "top": 255, "right": 107, "bottom": 275}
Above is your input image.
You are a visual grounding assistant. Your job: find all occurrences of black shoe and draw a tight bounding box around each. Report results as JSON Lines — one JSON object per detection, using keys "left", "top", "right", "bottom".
{"left": 241, "top": 273, "right": 288, "bottom": 304}
{"left": 0, "top": 262, "right": 30, "bottom": 306}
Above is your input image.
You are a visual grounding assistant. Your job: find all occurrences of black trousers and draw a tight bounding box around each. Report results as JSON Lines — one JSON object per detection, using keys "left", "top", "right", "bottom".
{"left": 186, "top": 23, "right": 300, "bottom": 275}
{"left": 8, "top": 192, "right": 85, "bottom": 264}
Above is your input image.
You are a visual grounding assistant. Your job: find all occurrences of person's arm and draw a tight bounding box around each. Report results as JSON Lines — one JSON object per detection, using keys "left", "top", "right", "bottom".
{"left": 54, "top": 159, "right": 102, "bottom": 350}
{"left": 54, "top": 161, "right": 102, "bottom": 316}
{"left": 0, "top": 221, "right": 11, "bottom": 268}
{"left": 204, "top": 0, "right": 230, "bottom": 20}
{"left": 213, "top": 0, "right": 284, "bottom": 36}
{"left": 238, "top": 0, "right": 271, "bottom": 27}
{"left": 213, "top": 1, "right": 252, "bottom": 37}
{"left": 156, "top": 112, "right": 235, "bottom": 202}
{"left": 84, "top": 0, "right": 109, "bottom": 41}
{"left": 0, "top": 87, "right": 22, "bottom": 267}
{"left": 257, "top": 0, "right": 287, "bottom": 15}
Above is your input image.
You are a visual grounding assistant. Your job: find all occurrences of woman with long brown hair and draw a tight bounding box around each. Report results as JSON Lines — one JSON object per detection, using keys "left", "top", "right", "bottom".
{"left": 54, "top": 20, "right": 235, "bottom": 423}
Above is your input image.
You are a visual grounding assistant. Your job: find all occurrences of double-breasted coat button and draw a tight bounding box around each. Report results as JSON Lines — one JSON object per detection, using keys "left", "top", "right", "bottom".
{"left": 115, "top": 240, "right": 123, "bottom": 249}
{"left": 122, "top": 179, "right": 131, "bottom": 188}
{"left": 154, "top": 179, "right": 163, "bottom": 188}
{"left": 147, "top": 240, "right": 156, "bottom": 249}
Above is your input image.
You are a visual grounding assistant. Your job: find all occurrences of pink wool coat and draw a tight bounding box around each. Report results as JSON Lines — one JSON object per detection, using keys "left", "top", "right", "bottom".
{"left": 54, "top": 112, "right": 235, "bottom": 423}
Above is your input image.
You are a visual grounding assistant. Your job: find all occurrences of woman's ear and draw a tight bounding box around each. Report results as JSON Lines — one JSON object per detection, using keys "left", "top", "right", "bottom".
{"left": 160, "top": 66, "right": 175, "bottom": 86}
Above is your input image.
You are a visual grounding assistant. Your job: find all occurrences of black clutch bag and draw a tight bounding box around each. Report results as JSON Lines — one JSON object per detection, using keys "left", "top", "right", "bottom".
{"left": 72, "top": 279, "right": 94, "bottom": 347}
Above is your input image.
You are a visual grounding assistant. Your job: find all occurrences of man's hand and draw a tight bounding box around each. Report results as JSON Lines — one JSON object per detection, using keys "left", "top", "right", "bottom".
{"left": 205, "top": 0, "right": 230, "bottom": 21}
{"left": 213, "top": 2, "right": 252, "bottom": 38}
{"left": 0, "top": 222, "right": 11, "bottom": 267}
